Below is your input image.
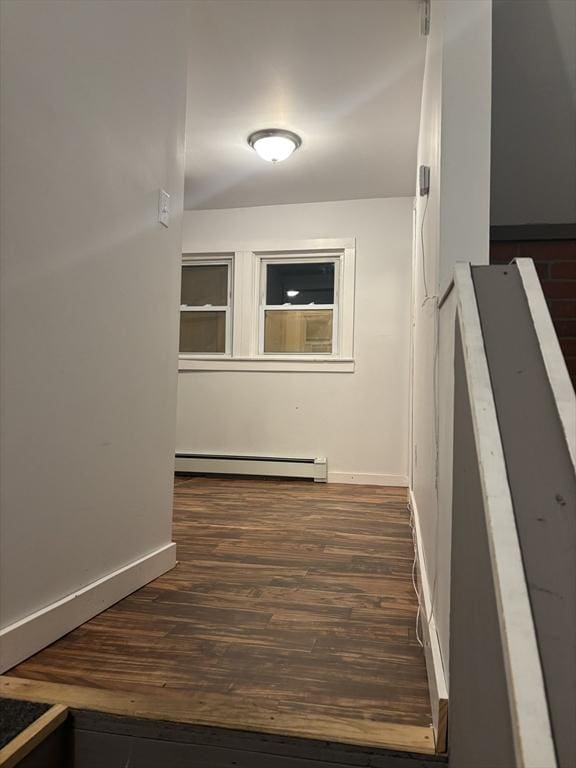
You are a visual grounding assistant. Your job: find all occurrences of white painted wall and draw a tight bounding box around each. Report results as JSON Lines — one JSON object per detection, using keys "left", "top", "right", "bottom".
{"left": 410, "top": 0, "right": 492, "bottom": 681}
{"left": 491, "top": 0, "right": 576, "bottom": 226}
{"left": 178, "top": 198, "right": 413, "bottom": 485}
{"left": 0, "top": 0, "right": 188, "bottom": 663}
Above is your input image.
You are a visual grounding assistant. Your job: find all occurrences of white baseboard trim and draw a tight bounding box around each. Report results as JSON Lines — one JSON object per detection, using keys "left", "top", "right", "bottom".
{"left": 327, "top": 472, "right": 409, "bottom": 487}
{"left": 0, "top": 542, "right": 176, "bottom": 673}
{"left": 409, "top": 488, "right": 449, "bottom": 753}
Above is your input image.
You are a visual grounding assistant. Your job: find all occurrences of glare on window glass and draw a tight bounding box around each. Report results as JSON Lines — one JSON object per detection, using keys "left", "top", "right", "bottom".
{"left": 266, "top": 263, "right": 334, "bottom": 305}
{"left": 264, "top": 309, "right": 333, "bottom": 354}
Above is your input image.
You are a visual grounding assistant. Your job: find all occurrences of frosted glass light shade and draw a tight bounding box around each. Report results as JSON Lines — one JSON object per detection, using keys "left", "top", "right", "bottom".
{"left": 248, "top": 129, "right": 301, "bottom": 163}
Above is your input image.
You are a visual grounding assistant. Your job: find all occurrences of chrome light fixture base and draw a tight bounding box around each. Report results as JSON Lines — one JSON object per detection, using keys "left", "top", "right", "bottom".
{"left": 247, "top": 128, "right": 302, "bottom": 163}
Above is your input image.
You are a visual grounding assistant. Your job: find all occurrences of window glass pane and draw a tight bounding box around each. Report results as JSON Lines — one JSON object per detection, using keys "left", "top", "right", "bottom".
{"left": 266, "top": 262, "right": 334, "bottom": 305}
{"left": 180, "top": 311, "right": 226, "bottom": 353}
{"left": 264, "top": 309, "right": 333, "bottom": 353}
{"left": 181, "top": 265, "right": 228, "bottom": 307}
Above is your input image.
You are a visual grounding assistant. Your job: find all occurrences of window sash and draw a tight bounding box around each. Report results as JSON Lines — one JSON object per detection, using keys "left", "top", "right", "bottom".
{"left": 179, "top": 258, "right": 232, "bottom": 357}
{"left": 259, "top": 256, "right": 340, "bottom": 356}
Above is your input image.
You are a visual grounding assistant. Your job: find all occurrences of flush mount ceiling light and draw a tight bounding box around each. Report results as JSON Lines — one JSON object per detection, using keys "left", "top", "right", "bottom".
{"left": 248, "top": 129, "right": 302, "bottom": 163}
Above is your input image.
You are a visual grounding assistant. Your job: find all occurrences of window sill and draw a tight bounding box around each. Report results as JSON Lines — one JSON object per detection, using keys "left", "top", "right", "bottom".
{"left": 178, "top": 356, "right": 355, "bottom": 373}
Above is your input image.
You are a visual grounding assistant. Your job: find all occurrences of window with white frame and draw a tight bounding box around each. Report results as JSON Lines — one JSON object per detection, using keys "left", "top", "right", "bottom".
{"left": 179, "top": 239, "right": 355, "bottom": 372}
{"left": 260, "top": 258, "right": 337, "bottom": 355}
{"left": 179, "top": 258, "right": 232, "bottom": 355}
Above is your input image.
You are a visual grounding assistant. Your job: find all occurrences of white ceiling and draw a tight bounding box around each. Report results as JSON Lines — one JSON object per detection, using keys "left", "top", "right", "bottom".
{"left": 185, "top": 0, "right": 426, "bottom": 211}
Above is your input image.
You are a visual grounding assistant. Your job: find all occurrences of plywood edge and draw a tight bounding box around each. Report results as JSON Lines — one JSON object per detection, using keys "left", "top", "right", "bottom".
{"left": 0, "top": 677, "right": 436, "bottom": 756}
{"left": 408, "top": 489, "right": 449, "bottom": 754}
{"left": 436, "top": 698, "right": 448, "bottom": 754}
{"left": 0, "top": 543, "right": 176, "bottom": 673}
{"left": 0, "top": 703, "right": 68, "bottom": 768}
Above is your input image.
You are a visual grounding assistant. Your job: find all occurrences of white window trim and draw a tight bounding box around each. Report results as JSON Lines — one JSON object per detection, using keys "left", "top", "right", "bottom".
{"left": 179, "top": 238, "right": 355, "bottom": 373}
{"left": 179, "top": 256, "right": 233, "bottom": 358}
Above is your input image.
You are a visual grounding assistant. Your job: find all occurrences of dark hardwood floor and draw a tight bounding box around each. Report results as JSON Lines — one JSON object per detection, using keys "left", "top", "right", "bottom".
{"left": 4, "top": 476, "right": 433, "bottom": 753}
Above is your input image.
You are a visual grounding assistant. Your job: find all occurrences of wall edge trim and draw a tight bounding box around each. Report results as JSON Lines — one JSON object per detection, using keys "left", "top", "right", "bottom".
{"left": 0, "top": 543, "right": 176, "bottom": 673}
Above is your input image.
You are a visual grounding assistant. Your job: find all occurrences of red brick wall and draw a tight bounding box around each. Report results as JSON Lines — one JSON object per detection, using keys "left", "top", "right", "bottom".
{"left": 490, "top": 240, "right": 576, "bottom": 386}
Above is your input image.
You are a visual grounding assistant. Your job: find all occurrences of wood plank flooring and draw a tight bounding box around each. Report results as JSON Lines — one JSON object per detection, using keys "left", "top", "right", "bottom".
{"left": 4, "top": 477, "right": 433, "bottom": 752}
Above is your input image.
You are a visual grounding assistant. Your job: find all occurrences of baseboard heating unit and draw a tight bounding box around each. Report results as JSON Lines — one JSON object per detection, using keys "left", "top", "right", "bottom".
{"left": 175, "top": 453, "right": 328, "bottom": 482}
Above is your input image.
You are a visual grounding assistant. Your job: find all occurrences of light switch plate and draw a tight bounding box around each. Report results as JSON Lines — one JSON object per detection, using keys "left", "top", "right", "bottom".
{"left": 158, "top": 189, "right": 170, "bottom": 227}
